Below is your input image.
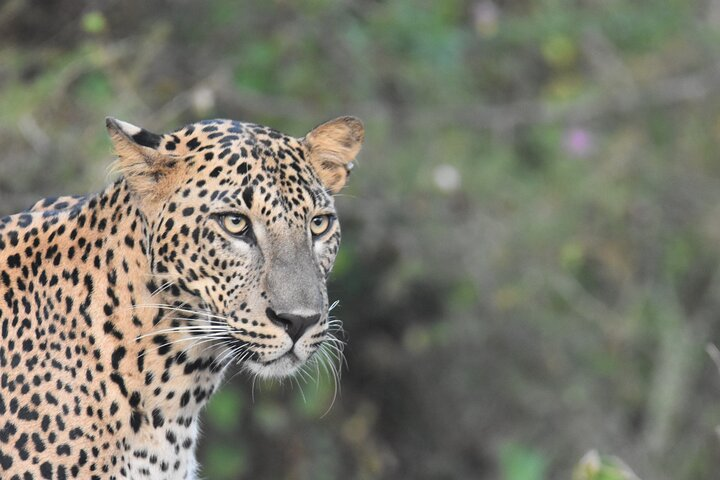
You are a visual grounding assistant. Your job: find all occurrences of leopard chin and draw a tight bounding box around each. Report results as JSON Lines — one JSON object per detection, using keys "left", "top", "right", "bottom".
{"left": 245, "top": 352, "right": 305, "bottom": 379}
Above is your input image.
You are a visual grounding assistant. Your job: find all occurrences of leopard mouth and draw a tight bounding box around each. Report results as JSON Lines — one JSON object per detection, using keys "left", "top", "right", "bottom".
{"left": 223, "top": 321, "right": 328, "bottom": 378}
{"left": 220, "top": 334, "right": 302, "bottom": 376}
{"left": 245, "top": 351, "right": 304, "bottom": 378}
{"left": 261, "top": 351, "right": 299, "bottom": 366}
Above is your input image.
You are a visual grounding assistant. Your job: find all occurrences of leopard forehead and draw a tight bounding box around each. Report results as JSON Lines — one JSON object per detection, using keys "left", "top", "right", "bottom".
{"left": 158, "top": 119, "right": 334, "bottom": 220}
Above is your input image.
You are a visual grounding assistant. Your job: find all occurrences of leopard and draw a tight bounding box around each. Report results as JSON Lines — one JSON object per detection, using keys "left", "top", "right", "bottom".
{"left": 0, "top": 114, "right": 364, "bottom": 479}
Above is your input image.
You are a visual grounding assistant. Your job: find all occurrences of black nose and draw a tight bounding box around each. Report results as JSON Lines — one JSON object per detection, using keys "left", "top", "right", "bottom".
{"left": 266, "top": 308, "right": 321, "bottom": 343}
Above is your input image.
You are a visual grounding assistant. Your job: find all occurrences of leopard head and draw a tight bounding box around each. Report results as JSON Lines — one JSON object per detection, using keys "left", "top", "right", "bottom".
{"left": 107, "top": 116, "right": 363, "bottom": 378}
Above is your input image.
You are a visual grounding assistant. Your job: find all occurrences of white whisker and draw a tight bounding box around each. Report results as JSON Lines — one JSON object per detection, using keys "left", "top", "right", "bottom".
{"left": 151, "top": 281, "right": 175, "bottom": 297}
{"left": 134, "top": 326, "right": 228, "bottom": 340}
{"left": 137, "top": 333, "right": 228, "bottom": 358}
{"left": 131, "top": 304, "right": 230, "bottom": 321}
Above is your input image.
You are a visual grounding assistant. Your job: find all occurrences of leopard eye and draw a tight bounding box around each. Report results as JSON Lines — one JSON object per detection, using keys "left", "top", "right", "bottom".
{"left": 220, "top": 214, "right": 250, "bottom": 237}
{"left": 310, "top": 214, "right": 335, "bottom": 238}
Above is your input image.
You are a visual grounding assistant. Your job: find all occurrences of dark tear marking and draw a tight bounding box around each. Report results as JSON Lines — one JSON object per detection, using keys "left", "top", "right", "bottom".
{"left": 242, "top": 188, "right": 254, "bottom": 209}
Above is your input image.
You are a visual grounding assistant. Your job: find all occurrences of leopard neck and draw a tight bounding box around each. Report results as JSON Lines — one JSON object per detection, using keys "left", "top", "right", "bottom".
{"left": 75, "top": 179, "right": 228, "bottom": 477}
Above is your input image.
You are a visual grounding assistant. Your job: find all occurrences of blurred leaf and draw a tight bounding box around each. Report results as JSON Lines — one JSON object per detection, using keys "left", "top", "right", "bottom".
{"left": 75, "top": 71, "right": 113, "bottom": 107}
{"left": 448, "top": 278, "right": 479, "bottom": 310}
{"left": 664, "top": 236, "right": 694, "bottom": 280}
{"left": 293, "top": 368, "right": 335, "bottom": 418}
{"left": 206, "top": 387, "right": 243, "bottom": 432}
{"left": 493, "top": 284, "right": 524, "bottom": 311}
{"left": 330, "top": 246, "right": 354, "bottom": 277}
{"left": 541, "top": 34, "right": 578, "bottom": 68}
{"left": 233, "top": 41, "right": 282, "bottom": 94}
{"left": 402, "top": 325, "right": 432, "bottom": 354}
{"left": 253, "top": 401, "right": 289, "bottom": 433}
{"left": 204, "top": 442, "right": 247, "bottom": 480}
{"left": 573, "top": 451, "right": 640, "bottom": 480}
{"left": 560, "top": 241, "right": 585, "bottom": 271}
{"left": 499, "top": 442, "right": 548, "bottom": 480}
{"left": 81, "top": 11, "right": 107, "bottom": 34}
{"left": 544, "top": 74, "right": 585, "bottom": 101}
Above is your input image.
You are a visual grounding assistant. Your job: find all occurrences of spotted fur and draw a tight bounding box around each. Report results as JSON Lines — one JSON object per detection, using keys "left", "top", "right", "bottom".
{"left": 0, "top": 116, "right": 364, "bottom": 479}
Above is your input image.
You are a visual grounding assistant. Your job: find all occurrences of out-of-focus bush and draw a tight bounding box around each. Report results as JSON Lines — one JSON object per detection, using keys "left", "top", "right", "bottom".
{"left": 2, "top": 1, "right": 720, "bottom": 478}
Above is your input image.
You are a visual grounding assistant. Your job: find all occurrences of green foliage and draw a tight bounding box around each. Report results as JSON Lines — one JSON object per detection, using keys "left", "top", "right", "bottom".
{"left": 206, "top": 387, "right": 244, "bottom": 432}
{"left": 75, "top": 72, "right": 113, "bottom": 107}
{"left": 500, "top": 443, "right": 548, "bottom": 480}
{"left": 203, "top": 442, "right": 248, "bottom": 480}
{"left": 81, "top": 11, "right": 107, "bottom": 35}
{"left": 292, "top": 370, "right": 335, "bottom": 418}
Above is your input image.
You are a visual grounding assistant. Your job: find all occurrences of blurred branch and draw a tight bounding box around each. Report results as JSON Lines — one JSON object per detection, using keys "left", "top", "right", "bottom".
{"left": 453, "top": 67, "right": 720, "bottom": 132}
{"left": 581, "top": 29, "right": 637, "bottom": 92}
{"left": 706, "top": 343, "right": 720, "bottom": 376}
{"left": 546, "top": 271, "right": 626, "bottom": 334}
{"left": 154, "top": 64, "right": 720, "bottom": 133}
{"left": 148, "top": 68, "right": 325, "bottom": 124}
{"left": 705, "top": 344, "right": 720, "bottom": 447}
{"left": 18, "top": 114, "right": 50, "bottom": 156}
{"left": 0, "top": 0, "right": 24, "bottom": 29}
{"left": 642, "top": 289, "right": 695, "bottom": 455}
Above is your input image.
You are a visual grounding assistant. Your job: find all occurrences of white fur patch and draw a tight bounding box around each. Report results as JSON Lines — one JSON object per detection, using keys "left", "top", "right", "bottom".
{"left": 115, "top": 119, "right": 143, "bottom": 136}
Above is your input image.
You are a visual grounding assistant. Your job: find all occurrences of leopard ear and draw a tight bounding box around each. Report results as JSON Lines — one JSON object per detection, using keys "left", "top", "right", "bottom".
{"left": 106, "top": 117, "right": 171, "bottom": 199}
{"left": 304, "top": 116, "right": 364, "bottom": 193}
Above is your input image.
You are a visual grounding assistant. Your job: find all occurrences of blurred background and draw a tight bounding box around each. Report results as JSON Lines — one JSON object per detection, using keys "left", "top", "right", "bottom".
{"left": 2, "top": 0, "right": 720, "bottom": 479}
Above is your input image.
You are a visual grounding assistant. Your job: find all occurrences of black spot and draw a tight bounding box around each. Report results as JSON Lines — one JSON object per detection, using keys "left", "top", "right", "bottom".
{"left": 130, "top": 410, "right": 143, "bottom": 432}
{"left": 17, "top": 406, "right": 38, "bottom": 421}
{"left": 153, "top": 335, "right": 171, "bottom": 355}
{"left": 110, "top": 373, "right": 128, "bottom": 397}
{"left": 237, "top": 162, "right": 250, "bottom": 175}
{"left": 17, "top": 215, "right": 32, "bottom": 228}
{"left": 56, "top": 443, "right": 71, "bottom": 456}
{"left": 7, "top": 254, "right": 20, "bottom": 269}
{"left": 40, "top": 460, "right": 52, "bottom": 479}
{"left": 131, "top": 129, "right": 162, "bottom": 149}
{"left": 111, "top": 346, "right": 126, "bottom": 370}
{"left": 129, "top": 391, "right": 141, "bottom": 408}
{"left": 242, "top": 187, "right": 254, "bottom": 209}
{"left": 151, "top": 408, "right": 164, "bottom": 428}
{"left": 0, "top": 449, "right": 11, "bottom": 470}
{"left": 187, "top": 138, "right": 201, "bottom": 150}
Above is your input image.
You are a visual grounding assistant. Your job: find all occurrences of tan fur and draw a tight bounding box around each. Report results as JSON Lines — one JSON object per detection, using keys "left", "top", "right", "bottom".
{"left": 107, "top": 119, "right": 183, "bottom": 207}
{"left": 304, "top": 116, "right": 364, "bottom": 193}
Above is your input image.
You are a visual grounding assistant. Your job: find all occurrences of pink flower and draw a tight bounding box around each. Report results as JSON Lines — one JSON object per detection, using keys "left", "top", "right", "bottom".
{"left": 563, "top": 127, "right": 594, "bottom": 157}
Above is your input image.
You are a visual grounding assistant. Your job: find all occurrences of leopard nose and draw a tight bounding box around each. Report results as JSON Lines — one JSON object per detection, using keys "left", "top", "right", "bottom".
{"left": 266, "top": 308, "right": 321, "bottom": 343}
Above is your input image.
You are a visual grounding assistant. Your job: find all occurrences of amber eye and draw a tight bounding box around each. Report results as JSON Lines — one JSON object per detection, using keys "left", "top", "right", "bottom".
{"left": 221, "top": 214, "right": 250, "bottom": 236}
{"left": 310, "top": 214, "right": 335, "bottom": 238}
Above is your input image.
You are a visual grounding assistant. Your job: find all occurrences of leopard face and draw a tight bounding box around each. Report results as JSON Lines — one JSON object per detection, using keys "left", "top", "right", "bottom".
{"left": 109, "top": 116, "right": 363, "bottom": 378}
